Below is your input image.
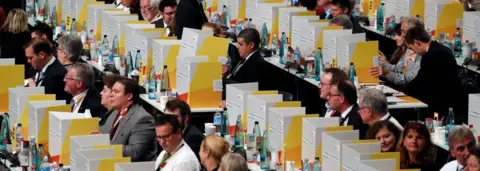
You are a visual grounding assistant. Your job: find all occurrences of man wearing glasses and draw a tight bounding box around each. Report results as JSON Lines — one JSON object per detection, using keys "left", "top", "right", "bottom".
{"left": 157, "top": 0, "right": 177, "bottom": 36}
{"left": 155, "top": 114, "right": 200, "bottom": 171}
{"left": 164, "top": 99, "right": 204, "bottom": 161}
{"left": 441, "top": 127, "right": 476, "bottom": 171}
{"left": 317, "top": 68, "right": 348, "bottom": 117}
{"left": 327, "top": 80, "right": 369, "bottom": 139}
{"left": 140, "top": 0, "right": 162, "bottom": 25}
{"left": 100, "top": 78, "right": 157, "bottom": 162}
{"left": 64, "top": 63, "right": 105, "bottom": 116}
{"left": 357, "top": 88, "right": 403, "bottom": 130}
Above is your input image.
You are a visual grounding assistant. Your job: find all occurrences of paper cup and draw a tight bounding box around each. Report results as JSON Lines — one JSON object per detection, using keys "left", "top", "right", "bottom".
{"left": 205, "top": 125, "right": 216, "bottom": 136}
{"left": 433, "top": 120, "right": 443, "bottom": 128}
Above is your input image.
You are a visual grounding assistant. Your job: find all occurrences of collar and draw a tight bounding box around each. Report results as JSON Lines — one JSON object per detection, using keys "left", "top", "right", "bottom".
{"left": 456, "top": 161, "right": 464, "bottom": 170}
{"left": 150, "top": 14, "right": 162, "bottom": 23}
{"left": 244, "top": 50, "right": 258, "bottom": 62}
{"left": 426, "top": 41, "right": 432, "bottom": 53}
{"left": 325, "top": 102, "right": 332, "bottom": 110}
{"left": 73, "top": 89, "right": 88, "bottom": 104}
{"left": 341, "top": 105, "right": 354, "bottom": 119}
{"left": 40, "top": 57, "right": 56, "bottom": 74}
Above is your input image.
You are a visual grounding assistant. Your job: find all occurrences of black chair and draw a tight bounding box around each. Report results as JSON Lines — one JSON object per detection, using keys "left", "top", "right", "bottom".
{"left": 279, "top": 91, "right": 293, "bottom": 101}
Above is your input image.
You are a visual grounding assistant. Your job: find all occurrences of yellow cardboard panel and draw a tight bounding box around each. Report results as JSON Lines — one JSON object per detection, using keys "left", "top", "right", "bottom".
{"left": 97, "top": 157, "right": 131, "bottom": 170}
{"left": 252, "top": 91, "right": 278, "bottom": 95}
{"left": 0, "top": 65, "right": 24, "bottom": 112}
{"left": 93, "top": 144, "right": 123, "bottom": 157}
{"left": 60, "top": 118, "right": 100, "bottom": 165}
{"left": 285, "top": 114, "right": 319, "bottom": 168}
{"left": 318, "top": 126, "right": 353, "bottom": 164}
{"left": 436, "top": 3, "right": 463, "bottom": 40}
{"left": 189, "top": 62, "right": 222, "bottom": 108}
{"left": 20, "top": 94, "right": 56, "bottom": 138}
{"left": 370, "top": 152, "right": 401, "bottom": 169}
{"left": 39, "top": 105, "right": 71, "bottom": 155}
{"left": 410, "top": 0, "right": 425, "bottom": 21}
{"left": 351, "top": 41, "right": 379, "bottom": 84}
{"left": 197, "top": 36, "right": 230, "bottom": 61}
{"left": 78, "top": 1, "right": 105, "bottom": 30}
{"left": 164, "top": 45, "right": 181, "bottom": 89}
{"left": 274, "top": 101, "right": 301, "bottom": 107}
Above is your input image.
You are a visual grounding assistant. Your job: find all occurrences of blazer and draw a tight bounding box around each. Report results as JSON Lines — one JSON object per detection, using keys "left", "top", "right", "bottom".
{"left": 333, "top": 105, "right": 369, "bottom": 139}
{"left": 77, "top": 88, "right": 106, "bottom": 118}
{"left": 100, "top": 104, "right": 157, "bottom": 162}
{"left": 175, "top": 0, "right": 208, "bottom": 39}
{"left": 152, "top": 18, "right": 164, "bottom": 28}
{"left": 183, "top": 125, "right": 205, "bottom": 161}
{"left": 38, "top": 59, "right": 72, "bottom": 103}
{"left": 382, "top": 48, "right": 422, "bottom": 86}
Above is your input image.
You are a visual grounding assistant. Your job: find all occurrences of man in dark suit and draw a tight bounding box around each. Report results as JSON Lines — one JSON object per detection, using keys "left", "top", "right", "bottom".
{"left": 64, "top": 63, "right": 106, "bottom": 117}
{"left": 328, "top": 80, "right": 369, "bottom": 139}
{"left": 100, "top": 78, "right": 157, "bottom": 162}
{"left": 25, "top": 38, "right": 72, "bottom": 103}
{"left": 153, "top": 0, "right": 177, "bottom": 36}
{"left": 318, "top": 68, "right": 348, "bottom": 117}
{"left": 164, "top": 99, "right": 204, "bottom": 161}
{"left": 175, "top": 0, "right": 208, "bottom": 39}
{"left": 330, "top": 0, "right": 364, "bottom": 34}
{"left": 404, "top": 26, "right": 464, "bottom": 122}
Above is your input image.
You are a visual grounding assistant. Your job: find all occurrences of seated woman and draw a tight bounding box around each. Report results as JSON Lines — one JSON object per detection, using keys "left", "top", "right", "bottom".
{"left": 366, "top": 120, "right": 401, "bottom": 152}
{"left": 466, "top": 145, "right": 480, "bottom": 171}
{"left": 397, "top": 122, "right": 438, "bottom": 170}
{"left": 98, "top": 74, "right": 123, "bottom": 126}
{"left": 200, "top": 135, "right": 230, "bottom": 171}
{"left": 219, "top": 153, "right": 249, "bottom": 171}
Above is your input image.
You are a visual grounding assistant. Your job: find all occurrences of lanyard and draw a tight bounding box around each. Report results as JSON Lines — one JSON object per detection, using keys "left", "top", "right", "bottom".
{"left": 157, "top": 143, "right": 185, "bottom": 171}
{"left": 113, "top": 108, "right": 129, "bottom": 128}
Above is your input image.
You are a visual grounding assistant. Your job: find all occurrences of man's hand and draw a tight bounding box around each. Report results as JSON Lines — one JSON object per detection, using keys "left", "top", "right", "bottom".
{"left": 378, "top": 51, "right": 389, "bottom": 64}
{"left": 222, "top": 64, "right": 229, "bottom": 76}
{"left": 369, "top": 66, "right": 385, "bottom": 78}
{"left": 27, "top": 78, "right": 36, "bottom": 87}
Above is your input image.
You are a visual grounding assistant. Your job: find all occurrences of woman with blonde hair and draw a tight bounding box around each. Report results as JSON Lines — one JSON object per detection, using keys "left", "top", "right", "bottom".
{"left": 0, "top": 8, "right": 32, "bottom": 77}
{"left": 199, "top": 135, "right": 230, "bottom": 171}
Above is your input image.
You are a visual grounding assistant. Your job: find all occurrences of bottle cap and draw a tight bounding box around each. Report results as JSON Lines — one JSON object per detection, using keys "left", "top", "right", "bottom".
{"left": 255, "top": 121, "right": 259, "bottom": 124}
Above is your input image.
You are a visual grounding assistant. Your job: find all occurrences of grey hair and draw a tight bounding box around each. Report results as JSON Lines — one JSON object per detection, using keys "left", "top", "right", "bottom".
{"left": 358, "top": 88, "right": 388, "bottom": 115}
{"left": 448, "top": 127, "right": 476, "bottom": 149}
{"left": 402, "top": 16, "right": 424, "bottom": 29}
{"left": 330, "top": 14, "right": 353, "bottom": 30}
{"left": 220, "top": 153, "right": 249, "bottom": 171}
{"left": 68, "top": 63, "right": 95, "bottom": 89}
{"left": 150, "top": 0, "right": 161, "bottom": 9}
{"left": 58, "top": 34, "right": 83, "bottom": 62}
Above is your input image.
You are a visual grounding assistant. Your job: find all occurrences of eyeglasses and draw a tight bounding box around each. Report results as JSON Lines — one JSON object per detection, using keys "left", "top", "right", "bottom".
{"left": 357, "top": 106, "right": 369, "bottom": 113}
{"left": 163, "top": 11, "right": 175, "bottom": 16}
{"left": 64, "top": 77, "right": 79, "bottom": 81}
{"left": 318, "top": 81, "right": 332, "bottom": 87}
{"left": 327, "top": 93, "right": 341, "bottom": 99}
{"left": 156, "top": 130, "right": 176, "bottom": 141}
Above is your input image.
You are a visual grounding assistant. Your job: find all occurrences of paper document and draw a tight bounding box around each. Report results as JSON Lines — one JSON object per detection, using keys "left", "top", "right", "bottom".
{"left": 387, "top": 97, "right": 405, "bottom": 103}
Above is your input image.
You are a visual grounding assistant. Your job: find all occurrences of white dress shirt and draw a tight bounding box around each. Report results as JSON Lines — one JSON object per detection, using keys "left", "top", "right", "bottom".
{"left": 155, "top": 140, "right": 200, "bottom": 171}
{"left": 72, "top": 89, "right": 88, "bottom": 113}
{"left": 380, "top": 113, "right": 404, "bottom": 131}
{"left": 440, "top": 160, "right": 464, "bottom": 171}
{"left": 35, "top": 57, "right": 55, "bottom": 86}
{"left": 340, "top": 105, "right": 354, "bottom": 126}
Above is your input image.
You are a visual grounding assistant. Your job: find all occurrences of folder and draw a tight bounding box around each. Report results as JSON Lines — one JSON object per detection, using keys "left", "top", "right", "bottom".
{"left": 87, "top": 4, "right": 114, "bottom": 35}
{"left": 71, "top": 0, "right": 104, "bottom": 31}
{"left": 322, "top": 29, "right": 352, "bottom": 68}
{"left": 176, "top": 56, "right": 223, "bottom": 108}
{"left": 300, "top": 21, "right": 329, "bottom": 55}
{"left": 349, "top": 41, "right": 380, "bottom": 84}
{"left": 226, "top": 83, "right": 259, "bottom": 135}
{"left": 246, "top": 94, "right": 283, "bottom": 132}
{"left": 152, "top": 39, "right": 182, "bottom": 89}
{"left": 75, "top": 148, "right": 120, "bottom": 171}
{"left": 49, "top": 112, "right": 100, "bottom": 165}
{"left": 70, "top": 134, "right": 116, "bottom": 170}
{"left": 115, "top": 162, "right": 155, "bottom": 171}
{"left": 196, "top": 36, "right": 230, "bottom": 62}
{"left": 179, "top": 28, "right": 214, "bottom": 57}
{"left": 0, "top": 64, "right": 24, "bottom": 113}
{"left": 278, "top": 7, "right": 307, "bottom": 43}
{"left": 28, "top": 100, "right": 69, "bottom": 154}
{"left": 97, "top": 9, "right": 129, "bottom": 41}
{"left": 302, "top": 118, "right": 353, "bottom": 163}
{"left": 19, "top": 94, "right": 57, "bottom": 139}
{"left": 267, "top": 107, "right": 318, "bottom": 168}
{"left": 291, "top": 16, "right": 323, "bottom": 55}
{"left": 322, "top": 130, "right": 360, "bottom": 171}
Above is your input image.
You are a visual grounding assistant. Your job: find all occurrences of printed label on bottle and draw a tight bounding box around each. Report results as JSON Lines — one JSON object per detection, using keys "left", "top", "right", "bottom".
{"left": 19, "top": 155, "right": 28, "bottom": 166}
{"left": 214, "top": 115, "right": 222, "bottom": 125}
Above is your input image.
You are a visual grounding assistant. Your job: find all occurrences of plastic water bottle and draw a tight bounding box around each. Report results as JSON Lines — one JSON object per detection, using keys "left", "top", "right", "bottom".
{"left": 454, "top": 27, "right": 462, "bottom": 57}
{"left": 212, "top": 12, "right": 220, "bottom": 24}
{"left": 234, "top": 115, "right": 244, "bottom": 147}
{"left": 236, "top": 19, "right": 244, "bottom": 33}
{"left": 213, "top": 111, "right": 222, "bottom": 135}
{"left": 221, "top": 110, "right": 229, "bottom": 136}
{"left": 30, "top": 136, "right": 39, "bottom": 170}
{"left": 294, "top": 47, "right": 301, "bottom": 63}
{"left": 260, "top": 130, "right": 270, "bottom": 169}
{"left": 148, "top": 66, "right": 157, "bottom": 100}
{"left": 71, "top": 18, "right": 78, "bottom": 36}
{"left": 303, "top": 159, "right": 311, "bottom": 171}
{"left": 279, "top": 32, "right": 287, "bottom": 64}
{"left": 349, "top": 63, "right": 357, "bottom": 84}
{"left": 253, "top": 121, "right": 261, "bottom": 149}
{"left": 18, "top": 138, "right": 28, "bottom": 167}
{"left": 376, "top": 3, "right": 385, "bottom": 31}
{"left": 315, "top": 48, "right": 323, "bottom": 81}
{"left": 445, "top": 108, "right": 456, "bottom": 145}
{"left": 135, "top": 50, "right": 142, "bottom": 71}
{"left": 246, "top": 18, "right": 253, "bottom": 28}
{"left": 313, "top": 157, "right": 321, "bottom": 171}
{"left": 40, "top": 156, "right": 50, "bottom": 171}
{"left": 272, "top": 34, "right": 279, "bottom": 54}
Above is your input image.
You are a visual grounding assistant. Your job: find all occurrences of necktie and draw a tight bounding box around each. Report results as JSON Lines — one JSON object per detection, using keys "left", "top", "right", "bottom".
{"left": 109, "top": 109, "right": 128, "bottom": 140}
{"left": 340, "top": 116, "right": 347, "bottom": 126}
{"left": 329, "top": 110, "right": 336, "bottom": 117}
{"left": 35, "top": 72, "right": 45, "bottom": 86}
{"left": 231, "top": 59, "right": 246, "bottom": 77}
{"left": 70, "top": 98, "right": 76, "bottom": 112}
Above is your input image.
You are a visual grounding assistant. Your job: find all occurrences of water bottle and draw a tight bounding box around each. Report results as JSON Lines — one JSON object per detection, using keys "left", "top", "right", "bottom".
{"left": 349, "top": 63, "right": 356, "bottom": 84}
{"left": 315, "top": 48, "right": 323, "bottom": 81}
{"left": 148, "top": 66, "right": 157, "bottom": 100}
{"left": 221, "top": 110, "right": 229, "bottom": 136}
{"left": 236, "top": 19, "right": 244, "bottom": 33}
{"left": 303, "top": 159, "right": 311, "bottom": 171}
{"left": 30, "top": 136, "right": 39, "bottom": 170}
{"left": 247, "top": 18, "right": 253, "bottom": 28}
{"left": 234, "top": 115, "right": 244, "bottom": 147}
{"left": 212, "top": 12, "right": 220, "bottom": 24}
{"left": 18, "top": 139, "right": 29, "bottom": 167}
{"left": 126, "top": 51, "right": 133, "bottom": 74}
{"left": 40, "top": 156, "right": 50, "bottom": 171}
{"left": 376, "top": 3, "right": 385, "bottom": 31}
{"left": 313, "top": 157, "right": 321, "bottom": 171}
{"left": 222, "top": 5, "right": 230, "bottom": 26}
{"left": 38, "top": 144, "right": 46, "bottom": 164}
{"left": 445, "top": 108, "right": 456, "bottom": 145}
{"left": 15, "top": 123, "right": 22, "bottom": 152}
{"left": 213, "top": 111, "right": 222, "bottom": 135}
{"left": 261, "top": 23, "right": 269, "bottom": 48}
{"left": 463, "top": 40, "right": 473, "bottom": 59}
{"left": 135, "top": 50, "right": 142, "bottom": 71}
{"left": 272, "top": 34, "right": 279, "bottom": 54}
{"left": 253, "top": 121, "right": 261, "bottom": 149}
{"left": 279, "top": 32, "right": 287, "bottom": 64}
{"left": 454, "top": 27, "right": 462, "bottom": 57}
{"left": 260, "top": 130, "right": 270, "bottom": 169}
{"left": 71, "top": 18, "right": 78, "bottom": 36}
{"left": 294, "top": 47, "right": 301, "bottom": 63}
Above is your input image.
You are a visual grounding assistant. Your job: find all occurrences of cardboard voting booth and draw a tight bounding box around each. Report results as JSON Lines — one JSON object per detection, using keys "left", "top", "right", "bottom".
{"left": 267, "top": 107, "right": 318, "bottom": 168}
{"left": 76, "top": 148, "right": 129, "bottom": 171}
{"left": 7, "top": 87, "right": 44, "bottom": 125}
{"left": 278, "top": 7, "right": 307, "bottom": 44}
{"left": 95, "top": 8, "right": 127, "bottom": 41}
{"left": 115, "top": 162, "right": 155, "bottom": 171}
{"left": 70, "top": 134, "right": 122, "bottom": 170}
{"left": 132, "top": 30, "right": 166, "bottom": 81}
{"left": 342, "top": 142, "right": 401, "bottom": 171}
{"left": 302, "top": 118, "right": 353, "bottom": 163}
{"left": 349, "top": 41, "right": 380, "bottom": 84}
{"left": 28, "top": 100, "right": 69, "bottom": 154}
{"left": 227, "top": 0, "right": 247, "bottom": 24}
{"left": 335, "top": 33, "right": 366, "bottom": 69}
{"left": 104, "top": 14, "right": 138, "bottom": 46}
{"left": 70, "top": 0, "right": 104, "bottom": 31}
{"left": 87, "top": 4, "right": 115, "bottom": 35}
{"left": 290, "top": 16, "right": 322, "bottom": 55}
{"left": 300, "top": 21, "right": 329, "bottom": 55}
{"left": 425, "top": 1, "right": 463, "bottom": 40}
{"left": 395, "top": 0, "right": 425, "bottom": 20}
{"left": 225, "top": 83, "right": 260, "bottom": 135}
{"left": 463, "top": 12, "right": 480, "bottom": 49}
{"left": 321, "top": 130, "right": 360, "bottom": 171}
{"left": 322, "top": 29, "right": 353, "bottom": 68}
{"left": 0, "top": 60, "right": 24, "bottom": 113}
{"left": 152, "top": 40, "right": 182, "bottom": 89}
{"left": 179, "top": 28, "right": 213, "bottom": 57}
{"left": 49, "top": 112, "right": 100, "bottom": 165}
{"left": 196, "top": 36, "right": 230, "bottom": 62}
{"left": 176, "top": 56, "right": 223, "bottom": 108}
{"left": 469, "top": 94, "right": 480, "bottom": 134}
{"left": 253, "top": 1, "right": 284, "bottom": 33}
{"left": 19, "top": 94, "right": 57, "bottom": 139}
{"left": 284, "top": 10, "right": 316, "bottom": 44}
{"left": 355, "top": 159, "right": 398, "bottom": 171}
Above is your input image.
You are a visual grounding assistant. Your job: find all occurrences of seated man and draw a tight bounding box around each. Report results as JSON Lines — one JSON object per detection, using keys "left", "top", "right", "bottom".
{"left": 164, "top": 99, "right": 205, "bottom": 160}
{"left": 100, "top": 78, "right": 157, "bottom": 162}
{"left": 25, "top": 38, "right": 71, "bottom": 102}
{"left": 330, "top": 0, "right": 363, "bottom": 33}
{"left": 328, "top": 80, "right": 369, "bottom": 138}
{"left": 155, "top": 114, "right": 200, "bottom": 171}
{"left": 441, "top": 127, "right": 476, "bottom": 171}
{"left": 318, "top": 68, "right": 348, "bottom": 117}
{"left": 56, "top": 35, "right": 83, "bottom": 67}
{"left": 329, "top": 14, "right": 353, "bottom": 30}
{"left": 357, "top": 88, "right": 403, "bottom": 130}
{"left": 64, "top": 63, "right": 105, "bottom": 116}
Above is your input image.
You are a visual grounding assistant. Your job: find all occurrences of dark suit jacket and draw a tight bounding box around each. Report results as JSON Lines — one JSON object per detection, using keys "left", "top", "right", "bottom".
{"left": 175, "top": 0, "right": 208, "bottom": 39}
{"left": 38, "top": 59, "right": 72, "bottom": 103}
{"left": 152, "top": 18, "right": 164, "bottom": 28}
{"left": 333, "top": 105, "right": 369, "bottom": 139}
{"left": 77, "top": 88, "right": 106, "bottom": 118}
{"left": 100, "top": 104, "right": 157, "bottom": 162}
{"left": 350, "top": 16, "right": 364, "bottom": 34}
{"left": 404, "top": 41, "right": 462, "bottom": 117}
{"left": 183, "top": 125, "right": 205, "bottom": 161}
